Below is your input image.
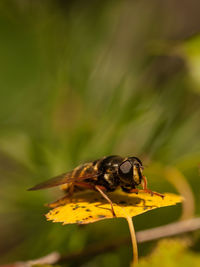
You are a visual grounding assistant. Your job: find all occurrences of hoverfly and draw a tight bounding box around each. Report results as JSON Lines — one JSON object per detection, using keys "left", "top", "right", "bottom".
{"left": 28, "top": 155, "right": 164, "bottom": 217}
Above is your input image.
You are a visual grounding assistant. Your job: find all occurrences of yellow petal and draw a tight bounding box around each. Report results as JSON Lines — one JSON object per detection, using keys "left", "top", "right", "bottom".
{"left": 46, "top": 190, "right": 182, "bottom": 225}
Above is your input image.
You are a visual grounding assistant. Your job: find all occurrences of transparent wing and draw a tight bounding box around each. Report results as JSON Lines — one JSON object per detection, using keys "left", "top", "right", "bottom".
{"left": 28, "top": 165, "right": 101, "bottom": 191}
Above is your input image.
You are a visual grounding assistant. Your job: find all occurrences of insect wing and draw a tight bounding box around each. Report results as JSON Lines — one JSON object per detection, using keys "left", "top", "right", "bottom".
{"left": 28, "top": 168, "right": 101, "bottom": 191}
{"left": 28, "top": 172, "right": 74, "bottom": 191}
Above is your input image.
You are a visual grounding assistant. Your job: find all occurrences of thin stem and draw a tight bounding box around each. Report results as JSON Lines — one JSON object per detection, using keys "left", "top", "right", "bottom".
{"left": 13, "top": 218, "right": 200, "bottom": 265}
{"left": 58, "top": 217, "right": 200, "bottom": 264}
{"left": 126, "top": 216, "right": 138, "bottom": 265}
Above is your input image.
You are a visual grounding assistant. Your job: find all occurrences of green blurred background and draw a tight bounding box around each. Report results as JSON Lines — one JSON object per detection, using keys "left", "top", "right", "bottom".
{"left": 0, "top": 0, "right": 200, "bottom": 266}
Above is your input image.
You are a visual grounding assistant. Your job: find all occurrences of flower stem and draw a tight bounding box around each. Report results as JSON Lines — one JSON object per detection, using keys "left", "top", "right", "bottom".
{"left": 126, "top": 216, "right": 138, "bottom": 265}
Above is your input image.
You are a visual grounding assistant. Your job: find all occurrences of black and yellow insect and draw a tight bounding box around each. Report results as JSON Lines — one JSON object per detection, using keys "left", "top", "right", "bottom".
{"left": 29, "top": 155, "right": 164, "bottom": 216}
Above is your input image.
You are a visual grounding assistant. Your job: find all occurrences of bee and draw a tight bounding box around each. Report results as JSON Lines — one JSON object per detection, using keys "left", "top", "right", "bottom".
{"left": 28, "top": 155, "right": 164, "bottom": 217}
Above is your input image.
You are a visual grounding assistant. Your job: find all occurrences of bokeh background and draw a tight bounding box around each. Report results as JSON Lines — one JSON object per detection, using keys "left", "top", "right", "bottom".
{"left": 1, "top": 0, "right": 200, "bottom": 266}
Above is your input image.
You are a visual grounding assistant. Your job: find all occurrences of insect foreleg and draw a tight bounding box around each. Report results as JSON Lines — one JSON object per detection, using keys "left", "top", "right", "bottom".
{"left": 141, "top": 176, "right": 164, "bottom": 198}
{"left": 141, "top": 175, "right": 148, "bottom": 190}
{"left": 126, "top": 176, "right": 164, "bottom": 198}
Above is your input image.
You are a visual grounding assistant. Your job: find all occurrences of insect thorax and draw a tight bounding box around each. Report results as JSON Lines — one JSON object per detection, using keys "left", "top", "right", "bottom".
{"left": 95, "top": 156, "right": 122, "bottom": 191}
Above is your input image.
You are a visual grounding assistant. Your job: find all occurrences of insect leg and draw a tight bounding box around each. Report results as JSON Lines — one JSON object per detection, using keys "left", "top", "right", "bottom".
{"left": 73, "top": 182, "right": 116, "bottom": 217}
{"left": 46, "top": 195, "right": 71, "bottom": 208}
{"left": 142, "top": 175, "right": 148, "bottom": 190}
{"left": 47, "top": 184, "right": 76, "bottom": 208}
{"left": 74, "top": 181, "right": 98, "bottom": 190}
{"left": 140, "top": 176, "right": 164, "bottom": 198}
{"left": 68, "top": 183, "right": 74, "bottom": 198}
{"left": 95, "top": 185, "right": 116, "bottom": 217}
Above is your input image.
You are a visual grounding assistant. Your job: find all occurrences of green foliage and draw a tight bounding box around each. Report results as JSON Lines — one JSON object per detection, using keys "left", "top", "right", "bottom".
{"left": 0, "top": 0, "right": 200, "bottom": 266}
{"left": 138, "top": 239, "right": 200, "bottom": 267}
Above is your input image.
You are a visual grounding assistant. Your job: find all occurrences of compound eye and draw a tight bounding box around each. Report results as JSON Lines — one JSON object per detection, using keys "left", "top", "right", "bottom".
{"left": 119, "top": 160, "right": 132, "bottom": 174}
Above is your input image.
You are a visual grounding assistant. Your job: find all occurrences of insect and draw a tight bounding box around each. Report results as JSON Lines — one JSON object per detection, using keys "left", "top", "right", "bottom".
{"left": 28, "top": 155, "right": 164, "bottom": 217}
